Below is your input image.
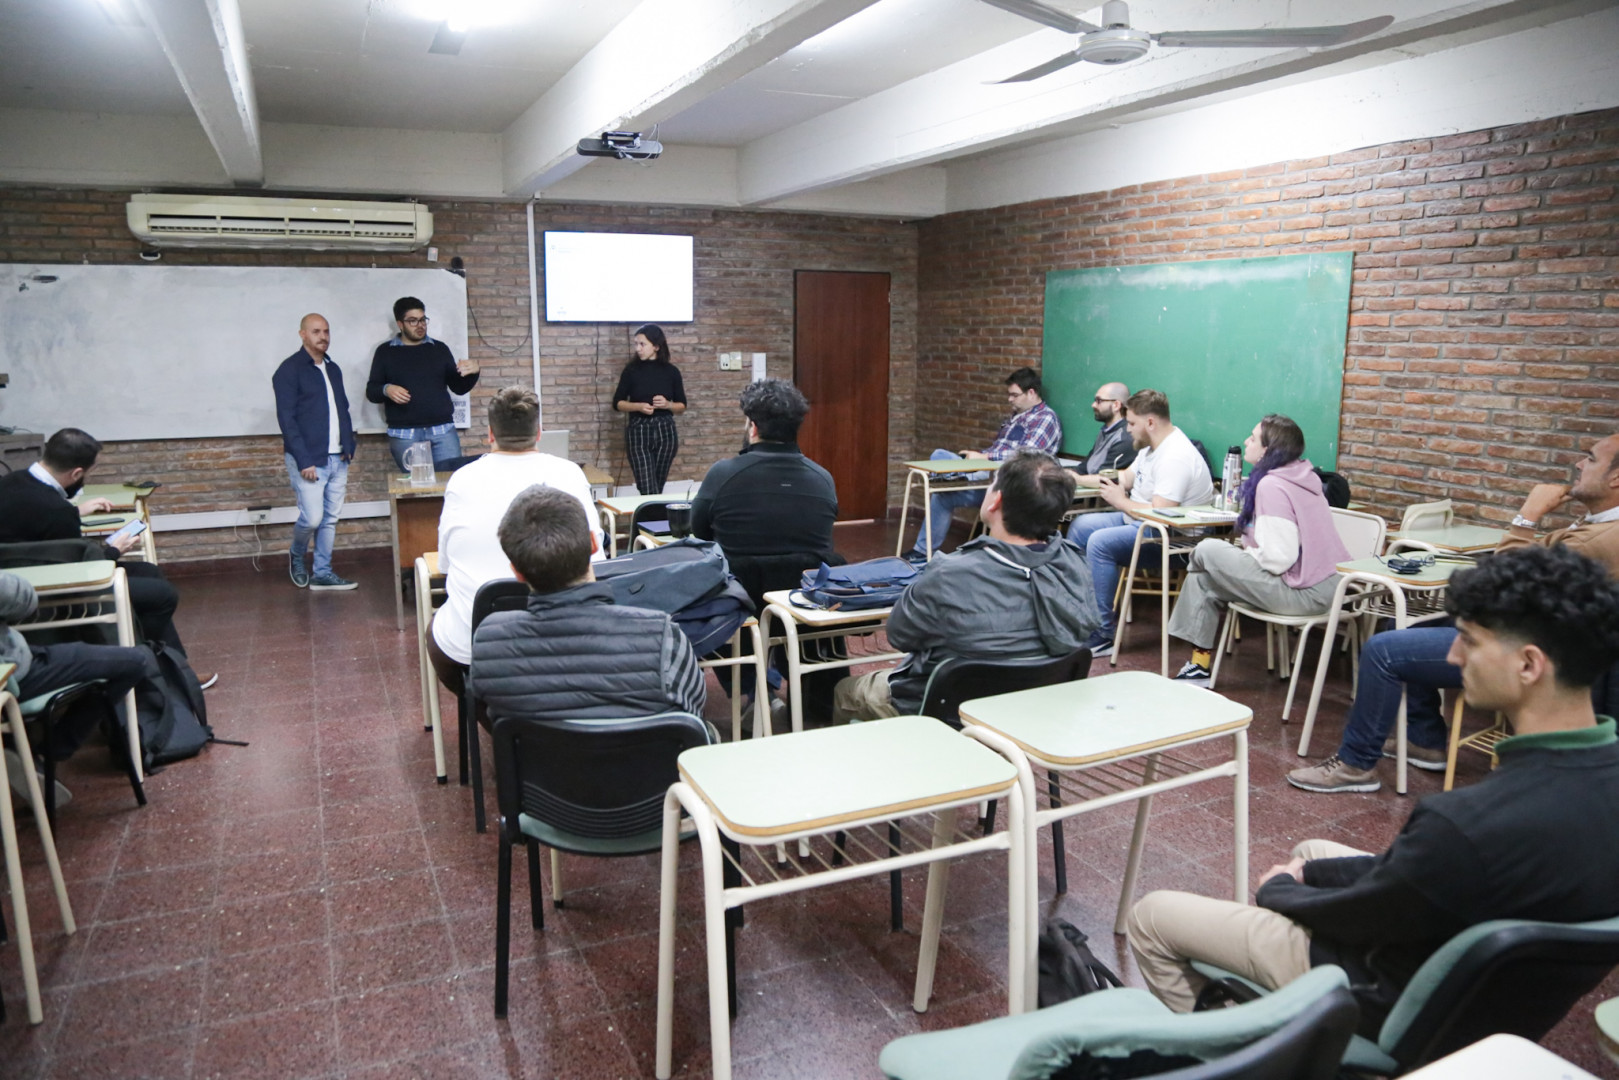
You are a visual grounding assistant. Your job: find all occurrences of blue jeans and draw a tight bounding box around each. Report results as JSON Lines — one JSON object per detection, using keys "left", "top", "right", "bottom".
{"left": 1066, "top": 512, "right": 1159, "bottom": 636}
{"left": 285, "top": 452, "right": 348, "bottom": 577}
{"left": 910, "top": 449, "right": 990, "bottom": 555}
{"left": 387, "top": 426, "right": 462, "bottom": 472}
{"left": 1337, "top": 626, "right": 1459, "bottom": 769}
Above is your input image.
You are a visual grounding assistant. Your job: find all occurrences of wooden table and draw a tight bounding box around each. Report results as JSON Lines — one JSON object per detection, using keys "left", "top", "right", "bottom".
{"left": 1118, "top": 505, "right": 1241, "bottom": 676}
{"left": 1386, "top": 523, "right": 1504, "bottom": 555}
{"left": 655, "top": 716, "right": 1030, "bottom": 1080}
{"left": 759, "top": 589, "right": 905, "bottom": 735}
{"left": 389, "top": 471, "right": 451, "bottom": 631}
{"left": 0, "top": 664, "right": 77, "bottom": 1026}
{"left": 10, "top": 561, "right": 144, "bottom": 780}
{"left": 1297, "top": 555, "right": 1463, "bottom": 794}
{"left": 960, "top": 670, "right": 1252, "bottom": 1007}
{"left": 894, "top": 458, "right": 1004, "bottom": 561}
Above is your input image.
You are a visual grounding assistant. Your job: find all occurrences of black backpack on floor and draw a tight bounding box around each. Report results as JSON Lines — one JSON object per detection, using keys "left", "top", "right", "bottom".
{"left": 131, "top": 641, "right": 214, "bottom": 768}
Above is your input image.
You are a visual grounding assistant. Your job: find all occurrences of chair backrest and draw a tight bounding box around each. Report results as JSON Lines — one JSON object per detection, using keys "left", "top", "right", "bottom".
{"left": 490, "top": 711, "right": 714, "bottom": 848}
{"left": 1002, "top": 966, "right": 1353, "bottom": 1080}
{"left": 1330, "top": 508, "right": 1386, "bottom": 560}
{"left": 1148, "top": 986, "right": 1359, "bottom": 1080}
{"left": 1379, "top": 914, "right": 1619, "bottom": 1069}
{"left": 630, "top": 498, "right": 677, "bottom": 531}
{"left": 1400, "top": 499, "right": 1453, "bottom": 533}
{"left": 920, "top": 647, "right": 1092, "bottom": 729}
{"left": 469, "top": 577, "right": 532, "bottom": 636}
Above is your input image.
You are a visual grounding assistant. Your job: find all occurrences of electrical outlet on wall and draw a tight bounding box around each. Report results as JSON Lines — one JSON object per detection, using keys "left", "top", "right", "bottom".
{"left": 717, "top": 351, "right": 743, "bottom": 371}
{"left": 246, "top": 506, "right": 270, "bottom": 525}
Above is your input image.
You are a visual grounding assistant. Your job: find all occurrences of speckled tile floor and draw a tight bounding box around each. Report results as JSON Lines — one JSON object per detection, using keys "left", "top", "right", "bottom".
{"left": 2, "top": 522, "right": 1615, "bottom": 1079}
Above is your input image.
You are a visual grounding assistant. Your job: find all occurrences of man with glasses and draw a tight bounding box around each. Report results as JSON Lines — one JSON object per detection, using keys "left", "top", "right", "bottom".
{"left": 366, "top": 296, "right": 480, "bottom": 472}
{"left": 904, "top": 367, "right": 1062, "bottom": 562}
{"left": 1072, "top": 381, "right": 1136, "bottom": 481}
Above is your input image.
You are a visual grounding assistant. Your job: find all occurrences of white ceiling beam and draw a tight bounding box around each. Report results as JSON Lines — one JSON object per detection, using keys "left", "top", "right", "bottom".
{"left": 501, "top": 0, "right": 882, "bottom": 198}
{"left": 735, "top": 0, "right": 1605, "bottom": 205}
{"left": 131, "top": 0, "right": 262, "bottom": 184}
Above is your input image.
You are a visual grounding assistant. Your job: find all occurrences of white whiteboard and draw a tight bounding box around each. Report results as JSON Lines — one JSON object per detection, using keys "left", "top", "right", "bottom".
{"left": 0, "top": 264, "right": 470, "bottom": 441}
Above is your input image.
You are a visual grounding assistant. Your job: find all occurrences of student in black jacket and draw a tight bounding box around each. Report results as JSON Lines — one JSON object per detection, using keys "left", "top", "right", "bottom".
{"left": 0, "top": 428, "right": 214, "bottom": 687}
{"left": 1126, "top": 545, "right": 1619, "bottom": 1035}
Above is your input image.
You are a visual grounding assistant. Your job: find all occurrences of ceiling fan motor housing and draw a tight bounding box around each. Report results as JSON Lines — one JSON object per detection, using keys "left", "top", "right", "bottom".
{"left": 1077, "top": 26, "right": 1151, "bottom": 64}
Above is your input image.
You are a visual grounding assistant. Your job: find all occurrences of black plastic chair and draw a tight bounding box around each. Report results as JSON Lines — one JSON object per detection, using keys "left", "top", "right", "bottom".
{"left": 1195, "top": 914, "right": 1619, "bottom": 1074}
{"left": 1134, "top": 985, "right": 1359, "bottom": 1080}
{"left": 491, "top": 710, "right": 714, "bottom": 1017}
{"left": 10, "top": 680, "right": 145, "bottom": 824}
{"left": 461, "top": 578, "right": 532, "bottom": 833}
{"left": 878, "top": 965, "right": 1355, "bottom": 1080}
{"left": 867, "top": 648, "right": 1091, "bottom": 932}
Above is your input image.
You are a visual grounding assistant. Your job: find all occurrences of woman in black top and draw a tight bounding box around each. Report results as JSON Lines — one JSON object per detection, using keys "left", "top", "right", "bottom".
{"left": 612, "top": 324, "right": 687, "bottom": 495}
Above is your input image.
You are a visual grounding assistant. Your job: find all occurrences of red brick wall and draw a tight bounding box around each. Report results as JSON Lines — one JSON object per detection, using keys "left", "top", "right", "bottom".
{"left": 918, "top": 107, "right": 1619, "bottom": 528}
{"left": 0, "top": 193, "right": 917, "bottom": 560}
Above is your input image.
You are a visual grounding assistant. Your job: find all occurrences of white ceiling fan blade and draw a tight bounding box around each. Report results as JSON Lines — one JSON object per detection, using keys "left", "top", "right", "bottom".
{"left": 993, "top": 51, "right": 1088, "bottom": 83}
{"left": 1153, "top": 15, "right": 1393, "bottom": 49}
{"left": 975, "top": 0, "right": 1100, "bottom": 36}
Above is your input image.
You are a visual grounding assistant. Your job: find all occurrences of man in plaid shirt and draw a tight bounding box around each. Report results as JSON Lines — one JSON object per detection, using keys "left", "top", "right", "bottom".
{"left": 906, "top": 367, "right": 1063, "bottom": 560}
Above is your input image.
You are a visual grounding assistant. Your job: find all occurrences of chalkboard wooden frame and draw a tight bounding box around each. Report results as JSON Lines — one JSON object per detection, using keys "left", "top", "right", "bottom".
{"left": 1041, "top": 251, "right": 1352, "bottom": 472}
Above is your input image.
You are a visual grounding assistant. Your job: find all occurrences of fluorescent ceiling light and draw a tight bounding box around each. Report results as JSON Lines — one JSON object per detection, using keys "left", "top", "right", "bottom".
{"left": 95, "top": 0, "right": 144, "bottom": 27}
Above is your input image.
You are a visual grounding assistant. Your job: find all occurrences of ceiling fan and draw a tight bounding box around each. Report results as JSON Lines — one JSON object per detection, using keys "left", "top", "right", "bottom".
{"left": 979, "top": 0, "right": 1393, "bottom": 82}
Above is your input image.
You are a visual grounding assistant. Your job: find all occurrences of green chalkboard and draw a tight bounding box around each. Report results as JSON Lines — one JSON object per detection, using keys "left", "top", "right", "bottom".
{"left": 1041, "top": 252, "right": 1352, "bottom": 471}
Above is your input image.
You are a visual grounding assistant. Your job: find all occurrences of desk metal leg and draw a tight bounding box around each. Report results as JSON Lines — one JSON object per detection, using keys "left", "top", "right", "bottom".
{"left": 1233, "top": 729, "right": 1249, "bottom": 904}
{"left": 895, "top": 470, "right": 922, "bottom": 558}
{"left": 1112, "top": 524, "right": 1148, "bottom": 668}
{"left": 390, "top": 494, "right": 405, "bottom": 632}
{"left": 112, "top": 570, "right": 143, "bottom": 783}
{"left": 1159, "top": 524, "right": 1172, "bottom": 678}
{"left": 1113, "top": 755, "right": 1158, "bottom": 934}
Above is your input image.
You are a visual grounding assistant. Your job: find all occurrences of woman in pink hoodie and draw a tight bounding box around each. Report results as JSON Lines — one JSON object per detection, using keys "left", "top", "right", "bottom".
{"left": 1167, "top": 415, "right": 1349, "bottom": 683}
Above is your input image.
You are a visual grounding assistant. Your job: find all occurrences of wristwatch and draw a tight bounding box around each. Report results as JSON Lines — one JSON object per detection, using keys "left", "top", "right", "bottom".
{"left": 1511, "top": 514, "right": 1539, "bottom": 530}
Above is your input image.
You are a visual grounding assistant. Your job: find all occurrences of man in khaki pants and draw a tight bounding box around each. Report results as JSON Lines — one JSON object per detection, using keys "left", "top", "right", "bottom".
{"left": 1126, "top": 546, "right": 1619, "bottom": 1033}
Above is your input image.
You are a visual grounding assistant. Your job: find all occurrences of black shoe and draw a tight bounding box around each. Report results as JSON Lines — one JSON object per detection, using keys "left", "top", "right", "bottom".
{"left": 289, "top": 552, "right": 309, "bottom": 588}
{"left": 309, "top": 572, "right": 358, "bottom": 591}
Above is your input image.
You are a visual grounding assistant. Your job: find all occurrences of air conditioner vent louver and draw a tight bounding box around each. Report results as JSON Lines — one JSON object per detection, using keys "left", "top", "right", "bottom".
{"left": 128, "top": 194, "right": 433, "bottom": 251}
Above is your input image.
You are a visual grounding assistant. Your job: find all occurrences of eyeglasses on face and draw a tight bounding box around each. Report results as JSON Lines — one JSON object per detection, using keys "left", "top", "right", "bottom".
{"left": 402, "top": 316, "right": 429, "bottom": 326}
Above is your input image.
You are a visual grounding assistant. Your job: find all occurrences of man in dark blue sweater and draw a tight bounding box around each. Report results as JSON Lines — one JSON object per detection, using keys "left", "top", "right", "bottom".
{"left": 272, "top": 313, "right": 358, "bottom": 591}
{"left": 365, "top": 296, "right": 479, "bottom": 472}
{"left": 1126, "top": 545, "right": 1619, "bottom": 1036}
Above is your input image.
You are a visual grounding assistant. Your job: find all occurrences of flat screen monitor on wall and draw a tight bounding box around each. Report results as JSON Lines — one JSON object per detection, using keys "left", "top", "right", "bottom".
{"left": 543, "top": 231, "right": 694, "bottom": 323}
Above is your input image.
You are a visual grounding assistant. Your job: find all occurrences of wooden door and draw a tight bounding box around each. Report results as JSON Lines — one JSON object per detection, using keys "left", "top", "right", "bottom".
{"left": 794, "top": 271, "right": 890, "bottom": 521}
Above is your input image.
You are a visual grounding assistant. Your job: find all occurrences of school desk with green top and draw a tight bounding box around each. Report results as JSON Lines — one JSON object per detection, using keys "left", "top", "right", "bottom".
{"left": 959, "top": 671, "right": 1253, "bottom": 1008}
{"left": 894, "top": 458, "right": 1005, "bottom": 560}
{"left": 1118, "top": 504, "right": 1241, "bottom": 677}
{"left": 0, "top": 664, "right": 76, "bottom": 1026}
{"left": 654, "top": 715, "right": 1031, "bottom": 1080}
{"left": 1385, "top": 523, "right": 1504, "bottom": 555}
{"left": 9, "top": 560, "right": 144, "bottom": 780}
{"left": 1297, "top": 555, "right": 1464, "bottom": 794}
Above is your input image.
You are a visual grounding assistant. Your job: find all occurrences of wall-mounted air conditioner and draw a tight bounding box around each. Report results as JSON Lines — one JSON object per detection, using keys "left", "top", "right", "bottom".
{"left": 126, "top": 194, "right": 433, "bottom": 251}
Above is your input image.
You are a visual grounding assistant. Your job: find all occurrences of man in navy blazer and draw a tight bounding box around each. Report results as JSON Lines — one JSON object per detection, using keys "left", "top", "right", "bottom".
{"left": 272, "top": 313, "right": 358, "bottom": 590}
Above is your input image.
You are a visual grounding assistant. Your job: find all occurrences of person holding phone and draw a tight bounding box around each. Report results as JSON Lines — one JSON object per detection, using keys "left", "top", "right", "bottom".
{"left": 611, "top": 324, "right": 686, "bottom": 495}
{"left": 0, "top": 427, "right": 215, "bottom": 687}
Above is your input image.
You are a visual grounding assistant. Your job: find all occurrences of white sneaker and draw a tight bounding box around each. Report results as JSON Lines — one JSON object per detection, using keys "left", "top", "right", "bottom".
{"left": 5, "top": 749, "right": 71, "bottom": 808}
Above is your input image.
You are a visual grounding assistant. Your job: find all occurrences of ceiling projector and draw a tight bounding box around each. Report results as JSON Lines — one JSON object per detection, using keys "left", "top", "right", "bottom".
{"left": 576, "top": 131, "right": 663, "bottom": 160}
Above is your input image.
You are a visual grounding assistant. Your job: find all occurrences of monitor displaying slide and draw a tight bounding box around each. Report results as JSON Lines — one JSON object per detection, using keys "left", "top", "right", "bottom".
{"left": 544, "top": 231, "right": 694, "bottom": 323}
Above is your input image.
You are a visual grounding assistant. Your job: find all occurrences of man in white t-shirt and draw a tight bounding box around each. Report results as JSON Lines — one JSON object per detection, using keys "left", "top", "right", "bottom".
{"left": 1065, "top": 389, "right": 1214, "bottom": 656}
{"left": 424, "top": 386, "right": 604, "bottom": 693}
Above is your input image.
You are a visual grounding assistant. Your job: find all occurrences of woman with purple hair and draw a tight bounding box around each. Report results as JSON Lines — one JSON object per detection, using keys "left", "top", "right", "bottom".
{"left": 1166, "top": 415, "right": 1350, "bottom": 684}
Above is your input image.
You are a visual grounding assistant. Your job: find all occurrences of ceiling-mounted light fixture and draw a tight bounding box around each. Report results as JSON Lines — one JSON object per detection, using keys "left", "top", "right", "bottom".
{"left": 428, "top": 21, "right": 467, "bottom": 55}
{"left": 95, "top": 0, "right": 144, "bottom": 27}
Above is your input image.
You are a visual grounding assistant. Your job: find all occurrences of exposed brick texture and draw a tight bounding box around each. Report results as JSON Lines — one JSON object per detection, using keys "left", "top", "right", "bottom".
{"left": 917, "top": 108, "right": 1619, "bottom": 530}
{"left": 0, "top": 194, "right": 917, "bottom": 560}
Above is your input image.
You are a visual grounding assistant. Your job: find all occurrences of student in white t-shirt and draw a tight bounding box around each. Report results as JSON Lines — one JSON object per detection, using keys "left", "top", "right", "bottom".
{"left": 1065, "top": 389, "right": 1215, "bottom": 656}
{"left": 424, "top": 387, "right": 604, "bottom": 694}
